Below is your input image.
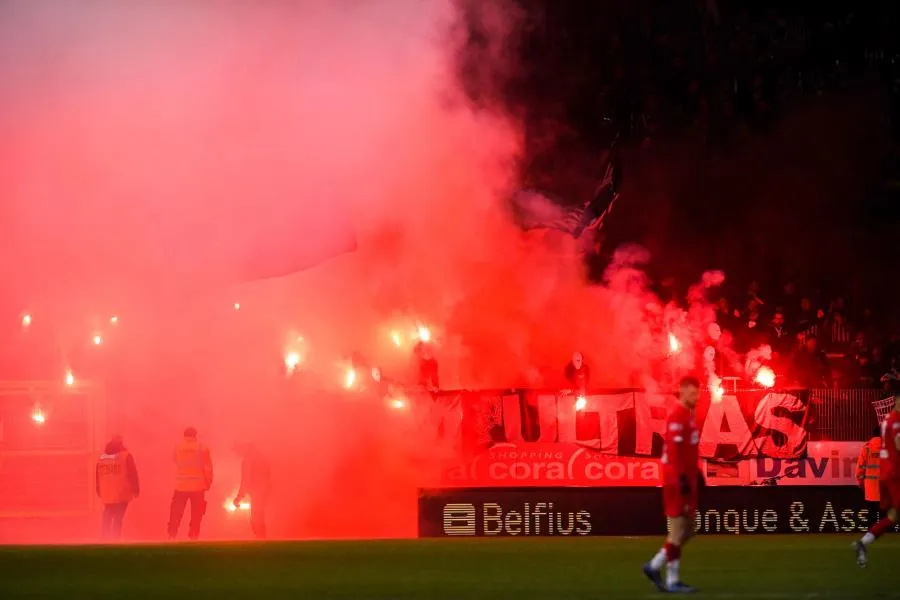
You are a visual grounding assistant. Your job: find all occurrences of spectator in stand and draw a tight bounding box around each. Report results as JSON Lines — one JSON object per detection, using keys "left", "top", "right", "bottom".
{"left": 779, "top": 282, "right": 799, "bottom": 323}
{"left": 797, "top": 297, "right": 824, "bottom": 339}
{"left": 871, "top": 346, "right": 890, "bottom": 380}
{"left": 882, "top": 357, "right": 900, "bottom": 393}
{"left": 746, "top": 281, "right": 765, "bottom": 313}
{"left": 715, "top": 297, "right": 740, "bottom": 333}
{"left": 792, "top": 334, "right": 833, "bottom": 388}
{"left": 414, "top": 341, "right": 440, "bottom": 392}
{"left": 852, "top": 352, "right": 880, "bottom": 388}
{"left": 767, "top": 310, "right": 793, "bottom": 357}
{"left": 825, "top": 309, "right": 852, "bottom": 354}
{"left": 564, "top": 351, "right": 591, "bottom": 394}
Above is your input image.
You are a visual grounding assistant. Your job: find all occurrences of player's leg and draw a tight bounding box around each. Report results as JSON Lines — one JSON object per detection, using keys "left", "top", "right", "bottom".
{"left": 644, "top": 486, "right": 675, "bottom": 591}
{"left": 665, "top": 515, "right": 696, "bottom": 593}
{"left": 854, "top": 482, "right": 898, "bottom": 567}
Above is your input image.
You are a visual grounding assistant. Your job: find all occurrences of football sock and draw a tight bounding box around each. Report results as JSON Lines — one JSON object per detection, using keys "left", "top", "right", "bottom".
{"left": 649, "top": 548, "right": 667, "bottom": 571}
{"left": 665, "top": 542, "right": 682, "bottom": 586}
{"left": 863, "top": 517, "right": 897, "bottom": 545}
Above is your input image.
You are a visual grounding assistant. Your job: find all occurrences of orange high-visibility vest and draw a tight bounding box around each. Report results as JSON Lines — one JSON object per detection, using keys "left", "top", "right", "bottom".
{"left": 174, "top": 439, "right": 213, "bottom": 492}
{"left": 97, "top": 451, "right": 134, "bottom": 504}
{"left": 856, "top": 437, "right": 881, "bottom": 502}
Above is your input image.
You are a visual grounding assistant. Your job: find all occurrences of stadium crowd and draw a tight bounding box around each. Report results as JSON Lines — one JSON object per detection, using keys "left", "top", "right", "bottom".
{"left": 713, "top": 279, "right": 900, "bottom": 390}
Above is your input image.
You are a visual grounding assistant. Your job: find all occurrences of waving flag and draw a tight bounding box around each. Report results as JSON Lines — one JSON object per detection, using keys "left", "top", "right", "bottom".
{"left": 509, "top": 140, "right": 622, "bottom": 238}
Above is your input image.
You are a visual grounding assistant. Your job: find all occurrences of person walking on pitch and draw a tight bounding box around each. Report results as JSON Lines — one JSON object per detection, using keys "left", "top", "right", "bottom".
{"left": 644, "top": 376, "right": 702, "bottom": 593}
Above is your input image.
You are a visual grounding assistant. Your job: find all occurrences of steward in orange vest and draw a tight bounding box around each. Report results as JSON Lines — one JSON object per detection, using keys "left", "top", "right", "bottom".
{"left": 96, "top": 435, "right": 140, "bottom": 539}
{"left": 857, "top": 427, "right": 882, "bottom": 523}
{"left": 167, "top": 427, "right": 213, "bottom": 540}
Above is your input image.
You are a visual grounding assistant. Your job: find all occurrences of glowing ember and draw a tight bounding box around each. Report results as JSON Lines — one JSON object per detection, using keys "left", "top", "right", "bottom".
{"left": 31, "top": 407, "right": 45, "bottom": 425}
{"left": 21, "top": 314, "right": 32, "bottom": 328}
{"left": 390, "top": 330, "right": 402, "bottom": 347}
{"left": 416, "top": 325, "right": 431, "bottom": 343}
{"left": 344, "top": 367, "right": 357, "bottom": 389}
{"left": 109, "top": 316, "right": 119, "bottom": 325}
{"left": 575, "top": 395, "right": 587, "bottom": 411}
{"left": 668, "top": 333, "right": 681, "bottom": 354}
{"left": 755, "top": 366, "right": 776, "bottom": 388}
{"left": 92, "top": 334, "right": 103, "bottom": 346}
{"left": 224, "top": 498, "right": 251, "bottom": 513}
{"left": 64, "top": 371, "right": 75, "bottom": 386}
{"left": 284, "top": 351, "right": 301, "bottom": 372}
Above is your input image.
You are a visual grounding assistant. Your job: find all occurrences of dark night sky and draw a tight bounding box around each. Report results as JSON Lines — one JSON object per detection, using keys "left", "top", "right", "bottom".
{"left": 454, "top": 0, "right": 900, "bottom": 313}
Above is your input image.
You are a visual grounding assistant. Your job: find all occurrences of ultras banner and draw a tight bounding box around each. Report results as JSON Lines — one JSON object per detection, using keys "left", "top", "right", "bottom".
{"left": 430, "top": 390, "right": 810, "bottom": 460}
{"left": 418, "top": 486, "right": 896, "bottom": 537}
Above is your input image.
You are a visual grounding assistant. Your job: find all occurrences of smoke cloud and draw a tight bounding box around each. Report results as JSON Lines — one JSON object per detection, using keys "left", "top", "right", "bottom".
{"left": 0, "top": 0, "right": 720, "bottom": 542}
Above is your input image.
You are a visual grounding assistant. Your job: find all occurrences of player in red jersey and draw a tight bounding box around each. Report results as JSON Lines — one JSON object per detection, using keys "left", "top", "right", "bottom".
{"left": 644, "top": 375, "right": 701, "bottom": 594}
{"left": 854, "top": 394, "right": 900, "bottom": 567}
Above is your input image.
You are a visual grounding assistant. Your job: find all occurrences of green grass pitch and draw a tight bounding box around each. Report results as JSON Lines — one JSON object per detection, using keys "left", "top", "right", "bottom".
{"left": 0, "top": 535, "right": 897, "bottom": 599}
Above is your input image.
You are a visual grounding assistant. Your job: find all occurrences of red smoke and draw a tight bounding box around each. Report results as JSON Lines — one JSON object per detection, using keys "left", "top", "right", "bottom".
{"left": 0, "top": 0, "right": 729, "bottom": 543}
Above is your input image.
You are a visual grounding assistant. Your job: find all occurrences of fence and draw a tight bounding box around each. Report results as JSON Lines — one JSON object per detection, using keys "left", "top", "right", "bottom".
{"left": 807, "top": 389, "right": 889, "bottom": 442}
{"left": 0, "top": 381, "right": 103, "bottom": 517}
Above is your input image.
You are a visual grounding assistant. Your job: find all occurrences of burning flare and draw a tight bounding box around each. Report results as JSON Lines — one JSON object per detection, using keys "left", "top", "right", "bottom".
{"left": 21, "top": 313, "right": 32, "bottom": 329}
{"left": 390, "top": 330, "right": 402, "bottom": 348}
{"left": 416, "top": 324, "right": 431, "bottom": 343}
{"left": 284, "top": 351, "right": 301, "bottom": 373}
{"left": 31, "top": 406, "right": 45, "bottom": 425}
{"left": 575, "top": 395, "right": 587, "bottom": 411}
{"left": 668, "top": 333, "right": 681, "bottom": 354}
{"left": 224, "top": 497, "right": 250, "bottom": 513}
{"left": 344, "top": 367, "right": 357, "bottom": 389}
{"left": 755, "top": 366, "right": 776, "bottom": 388}
{"left": 64, "top": 370, "right": 75, "bottom": 387}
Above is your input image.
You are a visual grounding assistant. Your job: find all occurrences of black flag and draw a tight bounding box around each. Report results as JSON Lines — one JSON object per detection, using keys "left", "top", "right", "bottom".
{"left": 509, "top": 141, "right": 622, "bottom": 238}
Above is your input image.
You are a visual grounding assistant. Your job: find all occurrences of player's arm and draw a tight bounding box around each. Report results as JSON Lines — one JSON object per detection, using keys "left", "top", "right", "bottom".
{"left": 893, "top": 422, "right": 900, "bottom": 451}
{"left": 666, "top": 421, "right": 690, "bottom": 494}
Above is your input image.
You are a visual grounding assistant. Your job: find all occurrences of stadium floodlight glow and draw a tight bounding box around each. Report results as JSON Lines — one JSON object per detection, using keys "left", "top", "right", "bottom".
{"left": 575, "top": 395, "right": 587, "bottom": 411}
